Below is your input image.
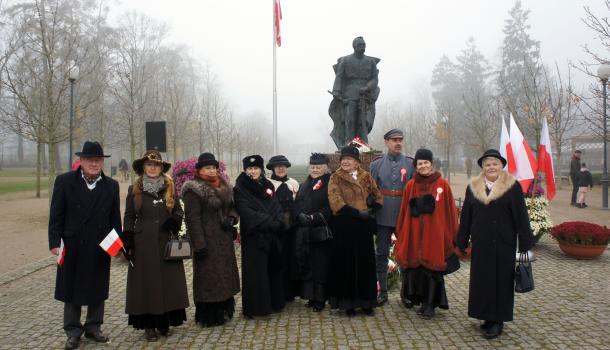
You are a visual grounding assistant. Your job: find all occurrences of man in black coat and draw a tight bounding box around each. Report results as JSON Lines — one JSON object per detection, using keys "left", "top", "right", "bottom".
{"left": 48, "top": 141, "right": 122, "bottom": 350}
{"left": 569, "top": 150, "right": 582, "bottom": 206}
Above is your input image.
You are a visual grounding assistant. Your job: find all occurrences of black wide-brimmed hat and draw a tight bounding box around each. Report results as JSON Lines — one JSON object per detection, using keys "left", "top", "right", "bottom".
{"left": 413, "top": 148, "right": 433, "bottom": 166}
{"left": 243, "top": 155, "right": 264, "bottom": 170}
{"left": 132, "top": 150, "right": 171, "bottom": 175}
{"left": 340, "top": 145, "right": 360, "bottom": 161}
{"left": 75, "top": 141, "right": 110, "bottom": 158}
{"left": 477, "top": 149, "right": 507, "bottom": 168}
{"left": 309, "top": 153, "right": 329, "bottom": 165}
{"left": 266, "top": 155, "right": 291, "bottom": 170}
{"left": 196, "top": 152, "right": 219, "bottom": 169}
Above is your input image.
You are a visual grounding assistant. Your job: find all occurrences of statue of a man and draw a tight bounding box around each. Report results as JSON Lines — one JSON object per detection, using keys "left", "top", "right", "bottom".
{"left": 329, "top": 36, "right": 380, "bottom": 149}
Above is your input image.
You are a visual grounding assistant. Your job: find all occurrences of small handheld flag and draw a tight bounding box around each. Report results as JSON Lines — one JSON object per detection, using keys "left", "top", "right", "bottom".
{"left": 57, "top": 238, "right": 66, "bottom": 267}
{"left": 100, "top": 228, "right": 124, "bottom": 257}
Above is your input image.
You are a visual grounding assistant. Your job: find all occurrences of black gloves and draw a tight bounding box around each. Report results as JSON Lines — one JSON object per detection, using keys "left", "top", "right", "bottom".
{"left": 161, "top": 217, "right": 181, "bottom": 233}
{"left": 338, "top": 205, "right": 360, "bottom": 218}
{"left": 221, "top": 216, "right": 238, "bottom": 231}
{"left": 297, "top": 213, "right": 313, "bottom": 226}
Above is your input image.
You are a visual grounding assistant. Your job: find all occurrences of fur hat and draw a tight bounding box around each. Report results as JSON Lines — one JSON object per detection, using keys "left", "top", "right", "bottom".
{"left": 309, "top": 153, "right": 329, "bottom": 165}
{"left": 196, "top": 152, "right": 219, "bottom": 169}
{"left": 132, "top": 150, "right": 171, "bottom": 175}
{"left": 477, "top": 149, "right": 507, "bottom": 168}
{"left": 266, "top": 155, "right": 291, "bottom": 170}
{"left": 413, "top": 148, "right": 433, "bottom": 166}
{"left": 243, "top": 155, "right": 264, "bottom": 170}
{"left": 340, "top": 145, "right": 360, "bottom": 161}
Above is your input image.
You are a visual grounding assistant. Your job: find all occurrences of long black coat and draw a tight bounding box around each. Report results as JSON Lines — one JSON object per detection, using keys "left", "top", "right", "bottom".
{"left": 234, "top": 173, "right": 285, "bottom": 316}
{"left": 48, "top": 169, "right": 121, "bottom": 306}
{"left": 122, "top": 177, "right": 189, "bottom": 315}
{"left": 457, "top": 171, "right": 534, "bottom": 322}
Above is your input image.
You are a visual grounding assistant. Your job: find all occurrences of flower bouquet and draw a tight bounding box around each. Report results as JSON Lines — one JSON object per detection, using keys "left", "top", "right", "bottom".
{"left": 524, "top": 175, "right": 552, "bottom": 243}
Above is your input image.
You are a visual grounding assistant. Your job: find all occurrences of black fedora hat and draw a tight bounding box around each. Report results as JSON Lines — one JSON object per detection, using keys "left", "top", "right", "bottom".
{"left": 75, "top": 141, "right": 110, "bottom": 158}
{"left": 132, "top": 150, "right": 171, "bottom": 175}
{"left": 196, "top": 152, "right": 219, "bottom": 169}
{"left": 477, "top": 149, "right": 507, "bottom": 168}
{"left": 266, "top": 155, "right": 291, "bottom": 170}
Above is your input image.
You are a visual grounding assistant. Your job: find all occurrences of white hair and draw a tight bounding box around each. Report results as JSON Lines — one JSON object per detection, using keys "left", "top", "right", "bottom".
{"left": 308, "top": 164, "right": 330, "bottom": 175}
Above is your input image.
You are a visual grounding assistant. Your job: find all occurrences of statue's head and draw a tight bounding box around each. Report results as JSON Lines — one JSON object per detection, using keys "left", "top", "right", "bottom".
{"left": 352, "top": 36, "right": 366, "bottom": 55}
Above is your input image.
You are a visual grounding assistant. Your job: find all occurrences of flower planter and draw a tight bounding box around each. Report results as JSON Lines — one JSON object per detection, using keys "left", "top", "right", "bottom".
{"left": 557, "top": 242, "right": 607, "bottom": 260}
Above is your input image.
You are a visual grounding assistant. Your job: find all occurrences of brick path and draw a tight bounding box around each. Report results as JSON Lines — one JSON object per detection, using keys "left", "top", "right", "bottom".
{"left": 0, "top": 237, "right": 608, "bottom": 349}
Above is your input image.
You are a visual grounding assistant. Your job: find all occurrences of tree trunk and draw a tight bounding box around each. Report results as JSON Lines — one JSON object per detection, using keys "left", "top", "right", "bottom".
{"left": 48, "top": 141, "right": 57, "bottom": 202}
{"left": 36, "top": 140, "right": 42, "bottom": 198}
{"left": 18, "top": 135, "right": 24, "bottom": 164}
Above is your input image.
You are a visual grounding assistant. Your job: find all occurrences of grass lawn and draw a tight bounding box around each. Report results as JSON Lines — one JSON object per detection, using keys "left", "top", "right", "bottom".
{"left": 0, "top": 167, "right": 39, "bottom": 178}
{"left": 0, "top": 180, "right": 49, "bottom": 194}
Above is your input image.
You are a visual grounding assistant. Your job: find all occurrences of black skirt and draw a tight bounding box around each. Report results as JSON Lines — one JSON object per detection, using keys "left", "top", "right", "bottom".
{"left": 195, "top": 297, "right": 235, "bottom": 327}
{"left": 401, "top": 267, "right": 449, "bottom": 309}
{"left": 128, "top": 309, "right": 186, "bottom": 330}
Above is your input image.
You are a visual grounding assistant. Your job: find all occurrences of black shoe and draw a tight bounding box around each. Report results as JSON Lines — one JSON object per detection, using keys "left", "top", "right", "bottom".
{"left": 376, "top": 294, "right": 388, "bottom": 306}
{"left": 421, "top": 304, "right": 435, "bottom": 319}
{"left": 401, "top": 298, "right": 414, "bottom": 309}
{"left": 416, "top": 303, "right": 426, "bottom": 315}
{"left": 65, "top": 336, "right": 80, "bottom": 350}
{"left": 480, "top": 320, "right": 493, "bottom": 330}
{"left": 484, "top": 322, "right": 504, "bottom": 339}
{"left": 84, "top": 330, "right": 109, "bottom": 343}
{"left": 157, "top": 328, "right": 170, "bottom": 337}
{"left": 345, "top": 309, "right": 356, "bottom": 317}
{"left": 312, "top": 302, "right": 325, "bottom": 312}
{"left": 144, "top": 328, "right": 158, "bottom": 342}
{"left": 362, "top": 308, "right": 375, "bottom": 316}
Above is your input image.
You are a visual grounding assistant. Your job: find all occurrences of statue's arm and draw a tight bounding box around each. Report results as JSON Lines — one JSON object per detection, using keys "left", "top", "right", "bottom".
{"left": 366, "top": 59, "right": 379, "bottom": 91}
{"left": 332, "top": 59, "right": 344, "bottom": 96}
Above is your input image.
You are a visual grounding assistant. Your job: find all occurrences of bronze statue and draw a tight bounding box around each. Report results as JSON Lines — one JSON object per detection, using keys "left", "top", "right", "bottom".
{"left": 329, "top": 36, "right": 380, "bottom": 149}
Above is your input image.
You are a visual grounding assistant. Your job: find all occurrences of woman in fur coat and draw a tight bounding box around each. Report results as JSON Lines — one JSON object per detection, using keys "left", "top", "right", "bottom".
{"left": 122, "top": 151, "right": 188, "bottom": 342}
{"left": 182, "top": 153, "right": 240, "bottom": 327}
{"left": 457, "top": 149, "right": 534, "bottom": 339}
{"left": 327, "top": 146, "right": 383, "bottom": 316}
{"left": 394, "top": 149, "right": 458, "bottom": 319}
{"left": 234, "top": 155, "right": 286, "bottom": 317}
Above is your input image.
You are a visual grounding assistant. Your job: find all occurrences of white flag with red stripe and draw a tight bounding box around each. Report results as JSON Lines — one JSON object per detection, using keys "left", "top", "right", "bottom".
{"left": 99, "top": 228, "right": 124, "bottom": 257}
{"left": 499, "top": 116, "right": 516, "bottom": 173}
{"left": 57, "top": 238, "right": 66, "bottom": 267}
{"left": 538, "top": 118, "right": 556, "bottom": 200}
{"left": 509, "top": 114, "right": 538, "bottom": 192}
{"left": 274, "top": 0, "right": 282, "bottom": 47}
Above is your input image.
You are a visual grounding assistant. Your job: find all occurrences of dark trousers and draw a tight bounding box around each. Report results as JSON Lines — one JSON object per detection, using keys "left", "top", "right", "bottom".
{"left": 375, "top": 225, "right": 394, "bottom": 297}
{"left": 63, "top": 302, "right": 104, "bottom": 337}
{"left": 571, "top": 177, "right": 579, "bottom": 204}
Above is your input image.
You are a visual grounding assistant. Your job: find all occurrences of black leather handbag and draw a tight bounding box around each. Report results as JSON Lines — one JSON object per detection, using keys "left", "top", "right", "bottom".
{"left": 308, "top": 215, "right": 333, "bottom": 243}
{"left": 164, "top": 233, "right": 192, "bottom": 261}
{"left": 515, "top": 252, "right": 534, "bottom": 293}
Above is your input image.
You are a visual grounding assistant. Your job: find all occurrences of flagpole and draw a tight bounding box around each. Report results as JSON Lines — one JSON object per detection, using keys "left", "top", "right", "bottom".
{"left": 272, "top": 0, "right": 278, "bottom": 155}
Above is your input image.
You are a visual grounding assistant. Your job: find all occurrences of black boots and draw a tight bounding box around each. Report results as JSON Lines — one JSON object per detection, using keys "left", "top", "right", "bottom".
{"left": 484, "top": 322, "right": 504, "bottom": 339}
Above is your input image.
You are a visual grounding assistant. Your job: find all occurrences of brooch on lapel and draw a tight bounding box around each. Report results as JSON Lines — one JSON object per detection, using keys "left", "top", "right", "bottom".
{"left": 400, "top": 168, "right": 407, "bottom": 183}
{"left": 152, "top": 199, "right": 164, "bottom": 206}
{"left": 435, "top": 187, "right": 443, "bottom": 201}
{"left": 266, "top": 188, "right": 274, "bottom": 197}
{"left": 313, "top": 179, "right": 323, "bottom": 191}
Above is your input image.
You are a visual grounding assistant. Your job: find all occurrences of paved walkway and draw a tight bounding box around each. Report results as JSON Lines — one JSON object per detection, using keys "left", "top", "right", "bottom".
{"left": 0, "top": 237, "right": 608, "bottom": 349}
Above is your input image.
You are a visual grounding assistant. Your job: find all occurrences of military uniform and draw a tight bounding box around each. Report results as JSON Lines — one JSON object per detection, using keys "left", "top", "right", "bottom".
{"left": 370, "top": 152, "right": 414, "bottom": 303}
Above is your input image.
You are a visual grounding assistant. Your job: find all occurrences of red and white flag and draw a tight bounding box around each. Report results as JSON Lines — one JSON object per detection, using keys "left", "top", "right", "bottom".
{"left": 99, "top": 228, "right": 124, "bottom": 257}
{"left": 57, "top": 238, "right": 66, "bottom": 267}
{"left": 509, "top": 114, "right": 538, "bottom": 192}
{"left": 538, "top": 118, "right": 556, "bottom": 200}
{"left": 274, "top": 0, "right": 282, "bottom": 47}
{"left": 499, "top": 116, "right": 516, "bottom": 173}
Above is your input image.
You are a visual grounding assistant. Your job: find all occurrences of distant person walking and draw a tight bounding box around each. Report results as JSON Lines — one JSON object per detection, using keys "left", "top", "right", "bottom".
{"left": 118, "top": 158, "right": 129, "bottom": 183}
{"left": 465, "top": 157, "right": 473, "bottom": 179}
{"left": 576, "top": 163, "right": 593, "bottom": 208}
{"left": 48, "top": 141, "right": 121, "bottom": 350}
{"left": 570, "top": 150, "right": 582, "bottom": 206}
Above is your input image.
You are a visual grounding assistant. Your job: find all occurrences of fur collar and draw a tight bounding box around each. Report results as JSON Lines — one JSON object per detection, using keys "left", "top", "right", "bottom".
{"left": 181, "top": 178, "right": 232, "bottom": 209}
{"left": 470, "top": 171, "right": 516, "bottom": 204}
{"left": 235, "top": 172, "right": 275, "bottom": 199}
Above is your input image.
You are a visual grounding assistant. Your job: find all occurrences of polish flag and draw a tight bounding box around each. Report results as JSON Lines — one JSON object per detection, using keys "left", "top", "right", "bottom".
{"left": 509, "top": 114, "right": 538, "bottom": 192}
{"left": 499, "top": 116, "right": 516, "bottom": 173}
{"left": 57, "top": 238, "right": 66, "bottom": 267}
{"left": 99, "top": 228, "right": 124, "bottom": 257}
{"left": 538, "top": 118, "right": 556, "bottom": 200}
{"left": 274, "top": 0, "right": 282, "bottom": 47}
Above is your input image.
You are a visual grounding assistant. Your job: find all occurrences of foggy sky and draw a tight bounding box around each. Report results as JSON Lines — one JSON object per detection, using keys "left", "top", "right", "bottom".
{"left": 115, "top": 0, "right": 607, "bottom": 150}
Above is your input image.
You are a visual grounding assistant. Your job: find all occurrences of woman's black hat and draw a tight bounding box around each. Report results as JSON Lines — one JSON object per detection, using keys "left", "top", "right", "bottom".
{"left": 413, "top": 148, "right": 433, "bottom": 166}
{"left": 243, "top": 155, "right": 264, "bottom": 170}
{"left": 75, "top": 141, "right": 110, "bottom": 158}
{"left": 309, "top": 153, "right": 329, "bottom": 165}
{"left": 477, "top": 149, "right": 507, "bottom": 168}
{"left": 196, "top": 152, "right": 219, "bottom": 169}
{"left": 266, "top": 155, "right": 291, "bottom": 170}
{"left": 340, "top": 145, "right": 360, "bottom": 161}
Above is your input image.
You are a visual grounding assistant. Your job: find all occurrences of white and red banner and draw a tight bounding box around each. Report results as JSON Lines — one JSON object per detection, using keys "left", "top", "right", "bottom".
{"left": 509, "top": 114, "right": 538, "bottom": 192}
{"left": 274, "top": 0, "right": 282, "bottom": 47}
{"left": 99, "top": 228, "right": 124, "bottom": 257}
{"left": 57, "top": 238, "right": 66, "bottom": 267}
{"left": 538, "top": 118, "right": 556, "bottom": 200}
{"left": 499, "top": 116, "right": 516, "bottom": 173}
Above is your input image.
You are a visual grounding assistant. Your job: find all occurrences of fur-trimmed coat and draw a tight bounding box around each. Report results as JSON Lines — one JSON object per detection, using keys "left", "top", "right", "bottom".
{"left": 182, "top": 178, "right": 240, "bottom": 303}
{"left": 328, "top": 165, "right": 383, "bottom": 214}
{"left": 122, "top": 175, "right": 189, "bottom": 315}
{"left": 457, "top": 171, "right": 534, "bottom": 322}
{"left": 394, "top": 172, "right": 458, "bottom": 272}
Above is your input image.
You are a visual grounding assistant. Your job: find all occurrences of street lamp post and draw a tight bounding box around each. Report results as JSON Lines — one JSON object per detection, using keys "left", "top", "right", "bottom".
{"left": 68, "top": 62, "right": 79, "bottom": 169}
{"left": 597, "top": 64, "right": 610, "bottom": 209}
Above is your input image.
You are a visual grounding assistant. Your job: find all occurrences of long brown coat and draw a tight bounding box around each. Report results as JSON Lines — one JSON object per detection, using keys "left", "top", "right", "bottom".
{"left": 123, "top": 176, "right": 189, "bottom": 315}
{"left": 182, "top": 178, "right": 240, "bottom": 303}
{"left": 328, "top": 165, "right": 383, "bottom": 214}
